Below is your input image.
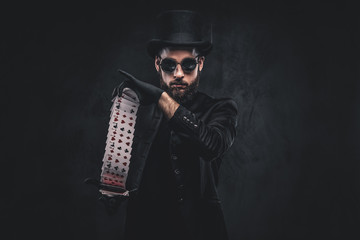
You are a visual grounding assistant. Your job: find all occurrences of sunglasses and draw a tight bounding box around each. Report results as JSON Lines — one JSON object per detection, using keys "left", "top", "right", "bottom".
{"left": 159, "top": 57, "right": 199, "bottom": 74}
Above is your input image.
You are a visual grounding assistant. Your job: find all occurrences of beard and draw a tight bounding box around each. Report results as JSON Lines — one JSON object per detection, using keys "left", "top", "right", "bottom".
{"left": 159, "top": 71, "right": 200, "bottom": 105}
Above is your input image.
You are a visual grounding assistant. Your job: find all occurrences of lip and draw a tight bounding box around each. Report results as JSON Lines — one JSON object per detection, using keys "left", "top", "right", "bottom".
{"left": 172, "top": 84, "right": 187, "bottom": 88}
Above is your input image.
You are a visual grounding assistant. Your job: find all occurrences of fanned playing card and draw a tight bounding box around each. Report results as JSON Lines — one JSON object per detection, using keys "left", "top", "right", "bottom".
{"left": 100, "top": 87, "right": 140, "bottom": 197}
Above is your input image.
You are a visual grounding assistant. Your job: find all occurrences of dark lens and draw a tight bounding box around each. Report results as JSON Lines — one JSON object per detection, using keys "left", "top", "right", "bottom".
{"left": 181, "top": 58, "right": 197, "bottom": 72}
{"left": 160, "top": 58, "right": 177, "bottom": 73}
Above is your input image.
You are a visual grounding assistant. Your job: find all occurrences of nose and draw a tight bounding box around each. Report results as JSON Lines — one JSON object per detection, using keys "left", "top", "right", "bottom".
{"left": 174, "top": 64, "right": 184, "bottom": 79}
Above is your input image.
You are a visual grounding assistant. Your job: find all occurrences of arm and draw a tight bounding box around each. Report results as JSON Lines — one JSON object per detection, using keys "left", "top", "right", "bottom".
{"left": 157, "top": 92, "right": 180, "bottom": 119}
{"left": 159, "top": 93, "right": 238, "bottom": 161}
{"left": 116, "top": 69, "right": 238, "bottom": 161}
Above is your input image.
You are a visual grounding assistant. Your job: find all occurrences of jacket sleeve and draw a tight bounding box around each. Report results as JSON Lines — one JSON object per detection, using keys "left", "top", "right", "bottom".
{"left": 168, "top": 99, "right": 238, "bottom": 161}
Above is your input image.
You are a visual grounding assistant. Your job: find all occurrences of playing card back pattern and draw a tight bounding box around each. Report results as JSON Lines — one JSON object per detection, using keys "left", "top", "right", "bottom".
{"left": 100, "top": 88, "right": 140, "bottom": 196}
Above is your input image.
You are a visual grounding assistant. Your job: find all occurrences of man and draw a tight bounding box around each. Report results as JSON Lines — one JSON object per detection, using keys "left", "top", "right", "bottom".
{"left": 97, "top": 10, "right": 238, "bottom": 240}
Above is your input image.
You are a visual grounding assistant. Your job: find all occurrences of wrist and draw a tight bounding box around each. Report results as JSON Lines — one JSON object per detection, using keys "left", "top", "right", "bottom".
{"left": 158, "top": 92, "right": 180, "bottom": 119}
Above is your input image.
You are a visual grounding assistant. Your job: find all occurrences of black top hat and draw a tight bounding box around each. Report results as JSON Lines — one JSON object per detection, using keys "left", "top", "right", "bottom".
{"left": 146, "top": 10, "right": 212, "bottom": 58}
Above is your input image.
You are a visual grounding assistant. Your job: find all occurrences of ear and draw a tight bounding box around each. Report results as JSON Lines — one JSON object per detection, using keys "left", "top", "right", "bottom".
{"left": 198, "top": 56, "right": 205, "bottom": 72}
{"left": 155, "top": 56, "right": 160, "bottom": 72}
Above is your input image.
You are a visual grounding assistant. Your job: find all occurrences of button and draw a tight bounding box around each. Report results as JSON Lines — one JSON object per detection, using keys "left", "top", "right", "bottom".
{"left": 174, "top": 169, "right": 181, "bottom": 175}
{"left": 183, "top": 116, "right": 187, "bottom": 120}
{"left": 178, "top": 197, "right": 184, "bottom": 203}
{"left": 171, "top": 155, "right": 178, "bottom": 160}
{"left": 194, "top": 124, "right": 198, "bottom": 128}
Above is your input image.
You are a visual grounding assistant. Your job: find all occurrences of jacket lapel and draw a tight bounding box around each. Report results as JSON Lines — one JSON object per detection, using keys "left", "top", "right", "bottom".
{"left": 125, "top": 103, "right": 163, "bottom": 192}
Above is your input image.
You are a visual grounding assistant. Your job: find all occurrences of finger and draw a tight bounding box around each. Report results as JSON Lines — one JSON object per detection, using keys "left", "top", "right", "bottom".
{"left": 112, "top": 81, "right": 128, "bottom": 98}
{"left": 117, "top": 69, "right": 138, "bottom": 82}
{"left": 84, "top": 177, "right": 100, "bottom": 188}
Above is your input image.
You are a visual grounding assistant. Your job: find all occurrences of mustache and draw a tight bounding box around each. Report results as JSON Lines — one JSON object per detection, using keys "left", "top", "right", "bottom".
{"left": 170, "top": 80, "right": 188, "bottom": 86}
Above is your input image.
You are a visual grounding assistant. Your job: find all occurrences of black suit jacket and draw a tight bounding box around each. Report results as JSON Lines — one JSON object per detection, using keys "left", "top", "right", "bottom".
{"left": 124, "top": 90, "right": 238, "bottom": 240}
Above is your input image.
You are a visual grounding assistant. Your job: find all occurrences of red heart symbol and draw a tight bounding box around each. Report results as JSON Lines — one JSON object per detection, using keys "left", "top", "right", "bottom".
{"left": 129, "top": 123, "right": 133, "bottom": 126}
{"left": 115, "top": 159, "right": 119, "bottom": 163}
{"left": 118, "top": 139, "right": 122, "bottom": 143}
{"left": 126, "top": 136, "right": 130, "bottom": 139}
{"left": 108, "top": 157, "right": 112, "bottom": 160}
{"left": 126, "top": 142, "right": 130, "bottom": 146}
{"left": 124, "top": 156, "right": 127, "bottom": 159}
{"left": 118, "top": 99, "right": 121, "bottom": 102}
{"left": 116, "top": 112, "right": 119, "bottom": 115}
{"left": 114, "top": 118, "right": 118, "bottom": 122}
{"left": 123, "top": 114, "right": 126, "bottom": 118}
{"left": 120, "top": 134, "right": 124, "bottom": 137}
{"left": 130, "top": 117, "right": 133, "bottom": 120}
{"left": 117, "top": 153, "right": 120, "bottom": 156}
{"left": 120, "top": 175, "right": 124, "bottom": 178}
{"left": 121, "top": 120, "right": 125, "bottom": 124}
{"left": 123, "top": 162, "right": 127, "bottom": 166}
{"left": 110, "top": 150, "right": 114, "bottom": 153}
{"left": 113, "top": 131, "right": 116, "bottom": 134}
{"left": 111, "top": 137, "right": 115, "bottom": 141}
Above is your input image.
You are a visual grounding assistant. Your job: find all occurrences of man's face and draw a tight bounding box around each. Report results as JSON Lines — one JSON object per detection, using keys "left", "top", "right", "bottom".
{"left": 155, "top": 49, "right": 205, "bottom": 104}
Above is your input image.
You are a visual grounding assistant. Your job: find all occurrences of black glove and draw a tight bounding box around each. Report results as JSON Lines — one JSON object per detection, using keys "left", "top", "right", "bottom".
{"left": 84, "top": 178, "right": 128, "bottom": 215}
{"left": 111, "top": 80, "right": 125, "bottom": 99}
{"left": 112, "top": 77, "right": 139, "bottom": 98}
{"left": 117, "top": 69, "right": 164, "bottom": 105}
{"left": 98, "top": 194, "right": 127, "bottom": 215}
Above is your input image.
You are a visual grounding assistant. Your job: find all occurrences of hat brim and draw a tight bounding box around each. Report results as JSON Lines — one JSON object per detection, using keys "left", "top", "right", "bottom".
{"left": 146, "top": 39, "right": 212, "bottom": 58}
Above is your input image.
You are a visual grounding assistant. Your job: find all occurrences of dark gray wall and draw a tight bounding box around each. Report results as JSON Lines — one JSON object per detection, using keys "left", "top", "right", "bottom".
{"left": 5, "top": 1, "right": 359, "bottom": 240}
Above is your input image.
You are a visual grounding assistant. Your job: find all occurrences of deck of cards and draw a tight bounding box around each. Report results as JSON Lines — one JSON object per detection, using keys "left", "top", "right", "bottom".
{"left": 99, "top": 87, "right": 140, "bottom": 197}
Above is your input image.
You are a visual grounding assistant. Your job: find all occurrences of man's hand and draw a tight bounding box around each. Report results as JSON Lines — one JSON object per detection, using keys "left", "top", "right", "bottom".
{"left": 84, "top": 178, "right": 128, "bottom": 215}
{"left": 111, "top": 80, "right": 127, "bottom": 99}
{"left": 117, "top": 69, "right": 164, "bottom": 105}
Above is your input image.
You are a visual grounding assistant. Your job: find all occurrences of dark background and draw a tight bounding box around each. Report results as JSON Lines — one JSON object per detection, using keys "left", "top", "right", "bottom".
{"left": 4, "top": 0, "right": 359, "bottom": 239}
